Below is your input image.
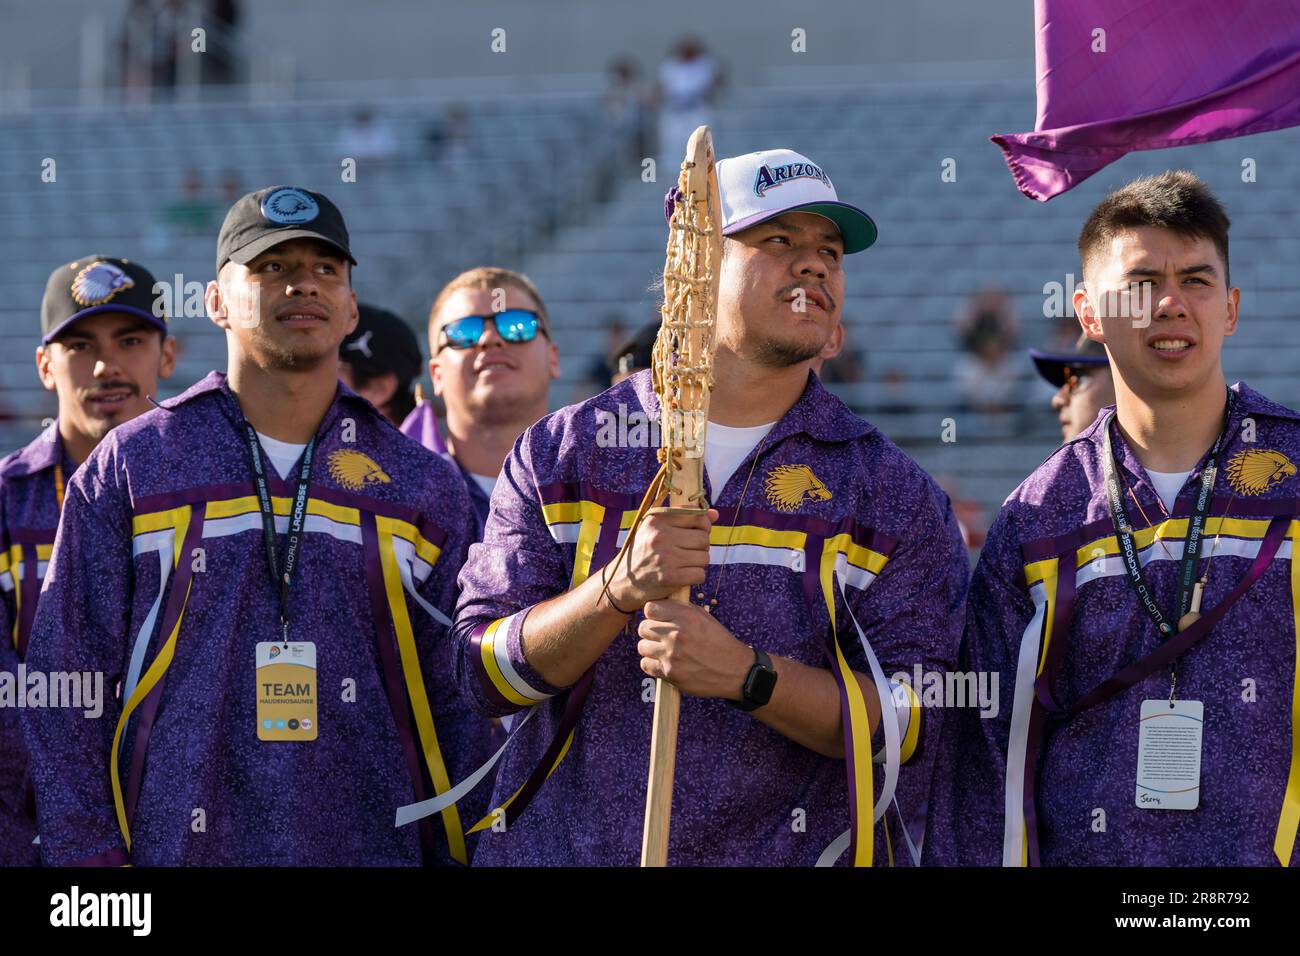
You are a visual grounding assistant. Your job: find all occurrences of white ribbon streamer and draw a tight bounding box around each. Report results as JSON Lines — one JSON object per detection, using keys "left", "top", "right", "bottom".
{"left": 815, "top": 568, "right": 902, "bottom": 865}
{"left": 395, "top": 704, "right": 539, "bottom": 827}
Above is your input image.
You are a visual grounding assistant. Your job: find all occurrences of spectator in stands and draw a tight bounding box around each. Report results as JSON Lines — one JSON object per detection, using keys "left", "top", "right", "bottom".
{"left": 1030, "top": 333, "right": 1115, "bottom": 442}
{"left": 203, "top": 0, "right": 241, "bottom": 85}
{"left": 604, "top": 56, "right": 653, "bottom": 161}
{"left": 119, "top": 0, "right": 156, "bottom": 98}
{"left": 160, "top": 168, "right": 216, "bottom": 235}
{"left": 425, "top": 104, "right": 470, "bottom": 167}
{"left": 657, "top": 36, "right": 723, "bottom": 166}
{"left": 152, "top": 0, "right": 187, "bottom": 90}
{"left": 338, "top": 107, "right": 399, "bottom": 166}
{"left": 218, "top": 169, "right": 243, "bottom": 206}
{"left": 953, "top": 288, "right": 1021, "bottom": 415}
{"left": 338, "top": 304, "right": 422, "bottom": 428}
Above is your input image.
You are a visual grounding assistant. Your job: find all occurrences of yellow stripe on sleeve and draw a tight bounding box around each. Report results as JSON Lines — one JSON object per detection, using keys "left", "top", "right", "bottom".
{"left": 479, "top": 617, "right": 538, "bottom": 708}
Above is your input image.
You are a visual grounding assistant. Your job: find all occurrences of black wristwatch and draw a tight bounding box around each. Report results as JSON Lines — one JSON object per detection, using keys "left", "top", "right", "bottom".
{"left": 728, "top": 647, "right": 777, "bottom": 712}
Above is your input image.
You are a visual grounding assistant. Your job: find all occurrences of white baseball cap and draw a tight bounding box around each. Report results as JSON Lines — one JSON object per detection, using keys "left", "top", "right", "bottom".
{"left": 715, "top": 148, "right": 877, "bottom": 253}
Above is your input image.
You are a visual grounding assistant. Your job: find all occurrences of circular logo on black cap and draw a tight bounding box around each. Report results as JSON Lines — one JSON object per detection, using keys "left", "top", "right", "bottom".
{"left": 261, "top": 187, "right": 320, "bottom": 225}
{"left": 71, "top": 262, "right": 135, "bottom": 306}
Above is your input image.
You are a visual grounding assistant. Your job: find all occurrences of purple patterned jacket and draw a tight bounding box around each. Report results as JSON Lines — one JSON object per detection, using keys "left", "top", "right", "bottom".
{"left": 22, "top": 372, "right": 490, "bottom": 866}
{"left": 0, "top": 422, "right": 71, "bottom": 865}
{"left": 925, "top": 382, "right": 1300, "bottom": 866}
{"left": 455, "top": 370, "right": 968, "bottom": 866}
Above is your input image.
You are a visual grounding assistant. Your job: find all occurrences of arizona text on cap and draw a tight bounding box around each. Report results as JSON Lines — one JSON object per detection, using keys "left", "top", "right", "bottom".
{"left": 41, "top": 256, "right": 168, "bottom": 345}
{"left": 701, "top": 148, "right": 878, "bottom": 253}
{"left": 216, "top": 185, "right": 356, "bottom": 275}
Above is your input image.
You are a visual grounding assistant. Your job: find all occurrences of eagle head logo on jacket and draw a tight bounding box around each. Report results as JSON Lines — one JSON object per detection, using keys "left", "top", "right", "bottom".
{"left": 327, "top": 449, "right": 391, "bottom": 491}
{"left": 763, "top": 464, "right": 832, "bottom": 512}
{"left": 1226, "top": 448, "right": 1297, "bottom": 495}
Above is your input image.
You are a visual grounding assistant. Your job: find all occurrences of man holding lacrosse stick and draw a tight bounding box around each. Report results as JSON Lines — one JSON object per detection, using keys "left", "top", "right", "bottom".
{"left": 453, "top": 140, "right": 968, "bottom": 866}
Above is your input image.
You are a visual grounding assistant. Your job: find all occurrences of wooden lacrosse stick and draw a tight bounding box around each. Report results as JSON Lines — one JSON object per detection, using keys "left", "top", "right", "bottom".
{"left": 640, "top": 126, "right": 722, "bottom": 867}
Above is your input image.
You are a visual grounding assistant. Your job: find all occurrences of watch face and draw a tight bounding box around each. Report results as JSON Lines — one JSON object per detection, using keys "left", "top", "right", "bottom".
{"left": 748, "top": 665, "right": 778, "bottom": 705}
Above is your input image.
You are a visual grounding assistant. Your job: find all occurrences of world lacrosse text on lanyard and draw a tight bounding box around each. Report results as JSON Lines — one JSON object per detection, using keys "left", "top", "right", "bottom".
{"left": 1100, "top": 388, "right": 1236, "bottom": 641}
{"left": 244, "top": 423, "right": 322, "bottom": 742}
{"left": 243, "top": 423, "right": 317, "bottom": 644}
{"left": 1102, "top": 390, "right": 1235, "bottom": 812}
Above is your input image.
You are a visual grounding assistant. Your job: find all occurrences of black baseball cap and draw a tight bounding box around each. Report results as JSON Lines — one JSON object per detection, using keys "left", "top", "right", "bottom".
{"left": 340, "top": 304, "right": 423, "bottom": 385}
{"left": 41, "top": 256, "right": 168, "bottom": 345}
{"left": 1029, "top": 333, "right": 1109, "bottom": 388}
{"left": 613, "top": 320, "right": 659, "bottom": 376}
{"left": 216, "top": 185, "right": 356, "bottom": 275}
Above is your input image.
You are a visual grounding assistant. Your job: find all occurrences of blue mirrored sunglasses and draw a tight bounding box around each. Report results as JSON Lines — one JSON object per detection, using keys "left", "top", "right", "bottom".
{"left": 437, "top": 309, "right": 543, "bottom": 351}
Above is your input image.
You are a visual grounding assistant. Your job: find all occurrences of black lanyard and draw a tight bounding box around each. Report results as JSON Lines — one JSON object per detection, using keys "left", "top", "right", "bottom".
{"left": 243, "top": 424, "right": 317, "bottom": 642}
{"left": 1100, "top": 389, "right": 1236, "bottom": 636}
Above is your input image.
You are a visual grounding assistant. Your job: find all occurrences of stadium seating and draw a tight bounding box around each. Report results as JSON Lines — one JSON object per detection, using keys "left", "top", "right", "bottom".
{"left": 2, "top": 76, "right": 1296, "bottom": 533}
{"left": 533, "top": 79, "right": 1300, "bottom": 531}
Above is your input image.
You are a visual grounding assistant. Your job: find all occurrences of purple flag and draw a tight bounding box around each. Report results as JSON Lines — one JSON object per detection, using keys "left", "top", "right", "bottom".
{"left": 995, "top": 1, "right": 1300, "bottom": 200}
{"left": 399, "top": 401, "right": 448, "bottom": 456}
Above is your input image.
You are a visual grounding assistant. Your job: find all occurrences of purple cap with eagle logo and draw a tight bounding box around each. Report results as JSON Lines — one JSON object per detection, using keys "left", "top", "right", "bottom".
{"left": 216, "top": 185, "right": 356, "bottom": 275}
{"left": 40, "top": 255, "right": 168, "bottom": 345}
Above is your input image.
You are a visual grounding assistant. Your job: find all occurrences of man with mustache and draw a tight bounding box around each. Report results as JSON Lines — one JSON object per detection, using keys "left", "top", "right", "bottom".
{"left": 23, "top": 187, "right": 486, "bottom": 866}
{"left": 0, "top": 256, "right": 176, "bottom": 866}
{"left": 452, "top": 149, "right": 968, "bottom": 865}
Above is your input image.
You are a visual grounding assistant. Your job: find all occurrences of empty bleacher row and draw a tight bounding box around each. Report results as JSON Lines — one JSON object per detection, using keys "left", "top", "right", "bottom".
{"left": 0, "top": 87, "right": 624, "bottom": 445}
{"left": 1, "top": 76, "right": 1297, "bottom": 529}
{"left": 527, "top": 79, "right": 1300, "bottom": 526}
